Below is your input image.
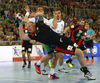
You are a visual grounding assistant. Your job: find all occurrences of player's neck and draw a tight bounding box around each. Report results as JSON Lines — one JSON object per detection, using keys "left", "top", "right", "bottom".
{"left": 57, "top": 18, "right": 61, "bottom": 21}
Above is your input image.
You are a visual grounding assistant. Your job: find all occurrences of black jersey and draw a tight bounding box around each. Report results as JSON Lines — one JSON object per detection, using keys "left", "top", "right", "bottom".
{"left": 28, "top": 22, "right": 77, "bottom": 55}
{"left": 28, "top": 22, "right": 61, "bottom": 45}
{"left": 69, "top": 25, "right": 86, "bottom": 46}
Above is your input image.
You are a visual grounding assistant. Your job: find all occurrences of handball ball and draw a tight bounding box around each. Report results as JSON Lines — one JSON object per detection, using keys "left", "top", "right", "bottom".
{"left": 16, "top": 13, "right": 24, "bottom": 22}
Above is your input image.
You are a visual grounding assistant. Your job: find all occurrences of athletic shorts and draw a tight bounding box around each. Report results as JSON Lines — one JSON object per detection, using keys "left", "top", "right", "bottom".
{"left": 42, "top": 44, "right": 55, "bottom": 54}
{"left": 55, "top": 36, "right": 77, "bottom": 55}
{"left": 22, "top": 41, "right": 32, "bottom": 53}
{"left": 85, "top": 40, "right": 93, "bottom": 48}
{"left": 78, "top": 44, "right": 86, "bottom": 51}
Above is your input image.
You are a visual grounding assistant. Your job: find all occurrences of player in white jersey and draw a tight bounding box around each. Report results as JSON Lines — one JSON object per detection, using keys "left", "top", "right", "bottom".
{"left": 48, "top": 9, "right": 68, "bottom": 78}
{"left": 49, "top": 18, "right": 64, "bottom": 34}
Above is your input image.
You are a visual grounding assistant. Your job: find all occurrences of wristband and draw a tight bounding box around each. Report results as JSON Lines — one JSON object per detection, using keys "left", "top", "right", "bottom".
{"left": 25, "top": 12, "right": 30, "bottom": 16}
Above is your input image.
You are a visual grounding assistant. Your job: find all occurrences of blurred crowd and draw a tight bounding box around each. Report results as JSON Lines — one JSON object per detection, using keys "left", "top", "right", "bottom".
{"left": 0, "top": 0, "right": 100, "bottom": 45}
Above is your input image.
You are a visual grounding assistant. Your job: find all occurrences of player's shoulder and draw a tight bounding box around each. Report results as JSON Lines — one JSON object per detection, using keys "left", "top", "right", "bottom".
{"left": 43, "top": 17, "right": 49, "bottom": 21}
{"left": 61, "top": 20, "right": 64, "bottom": 23}
{"left": 57, "top": 19, "right": 64, "bottom": 24}
{"left": 49, "top": 18, "right": 54, "bottom": 21}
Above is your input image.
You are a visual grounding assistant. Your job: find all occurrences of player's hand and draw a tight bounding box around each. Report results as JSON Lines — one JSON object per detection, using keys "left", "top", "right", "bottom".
{"left": 25, "top": 5, "right": 30, "bottom": 12}
{"left": 53, "top": 11, "right": 57, "bottom": 19}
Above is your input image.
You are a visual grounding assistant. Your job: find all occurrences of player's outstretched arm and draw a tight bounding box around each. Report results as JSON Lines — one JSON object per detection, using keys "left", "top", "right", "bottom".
{"left": 19, "top": 22, "right": 31, "bottom": 40}
{"left": 23, "top": 5, "right": 30, "bottom": 22}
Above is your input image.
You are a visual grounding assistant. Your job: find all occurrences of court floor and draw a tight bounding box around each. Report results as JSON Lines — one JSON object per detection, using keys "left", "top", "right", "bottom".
{"left": 0, "top": 57, "right": 100, "bottom": 83}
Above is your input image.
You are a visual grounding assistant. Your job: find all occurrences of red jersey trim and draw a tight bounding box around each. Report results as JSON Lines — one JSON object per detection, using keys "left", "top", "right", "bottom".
{"left": 28, "top": 30, "right": 37, "bottom": 37}
{"left": 55, "top": 46, "right": 75, "bottom": 55}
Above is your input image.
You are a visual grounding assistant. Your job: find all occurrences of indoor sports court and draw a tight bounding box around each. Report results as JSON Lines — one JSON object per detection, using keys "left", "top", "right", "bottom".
{"left": 0, "top": 57, "right": 100, "bottom": 83}
{"left": 0, "top": 0, "right": 100, "bottom": 83}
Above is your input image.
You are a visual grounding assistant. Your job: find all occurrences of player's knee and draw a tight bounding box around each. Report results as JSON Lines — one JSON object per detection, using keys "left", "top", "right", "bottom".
{"left": 22, "top": 52, "right": 25, "bottom": 55}
{"left": 83, "top": 49, "right": 87, "bottom": 53}
{"left": 27, "top": 53, "right": 31, "bottom": 56}
{"left": 53, "top": 54, "right": 59, "bottom": 60}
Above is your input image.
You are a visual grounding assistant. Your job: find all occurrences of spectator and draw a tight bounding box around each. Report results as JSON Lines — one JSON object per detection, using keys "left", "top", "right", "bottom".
{"left": 3, "top": 35, "right": 7, "bottom": 41}
{"left": 1, "top": 32, "right": 4, "bottom": 39}
{"left": 12, "top": 35, "right": 17, "bottom": 41}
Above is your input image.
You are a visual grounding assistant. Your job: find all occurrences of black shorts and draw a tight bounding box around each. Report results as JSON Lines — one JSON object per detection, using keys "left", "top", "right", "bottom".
{"left": 85, "top": 40, "right": 93, "bottom": 48}
{"left": 22, "top": 41, "right": 32, "bottom": 53}
{"left": 55, "top": 36, "right": 77, "bottom": 55}
{"left": 78, "top": 44, "right": 86, "bottom": 51}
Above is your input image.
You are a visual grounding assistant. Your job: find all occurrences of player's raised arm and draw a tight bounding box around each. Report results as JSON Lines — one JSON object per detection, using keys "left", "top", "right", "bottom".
{"left": 23, "top": 5, "right": 30, "bottom": 22}
{"left": 35, "top": 11, "right": 44, "bottom": 22}
{"left": 19, "top": 22, "right": 31, "bottom": 40}
{"left": 52, "top": 11, "right": 57, "bottom": 29}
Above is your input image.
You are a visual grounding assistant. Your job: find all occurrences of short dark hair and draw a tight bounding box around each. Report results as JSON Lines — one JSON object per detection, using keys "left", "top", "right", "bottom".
{"left": 36, "top": 6, "right": 44, "bottom": 11}
{"left": 53, "top": 8, "right": 61, "bottom": 11}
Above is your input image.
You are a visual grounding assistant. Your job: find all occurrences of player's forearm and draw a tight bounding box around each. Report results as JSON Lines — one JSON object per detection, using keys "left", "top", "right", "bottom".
{"left": 19, "top": 23, "right": 31, "bottom": 40}
{"left": 90, "top": 33, "right": 96, "bottom": 38}
{"left": 23, "top": 12, "right": 29, "bottom": 22}
{"left": 19, "top": 23, "right": 25, "bottom": 40}
{"left": 63, "top": 26, "right": 70, "bottom": 35}
{"left": 52, "top": 17, "right": 57, "bottom": 29}
{"left": 92, "top": 33, "right": 97, "bottom": 37}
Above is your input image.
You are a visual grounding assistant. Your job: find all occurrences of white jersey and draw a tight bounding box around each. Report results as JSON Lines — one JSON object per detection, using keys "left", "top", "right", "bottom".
{"left": 29, "top": 17, "right": 50, "bottom": 26}
{"left": 49, "top": 18, "right": 64, "bottom": 34}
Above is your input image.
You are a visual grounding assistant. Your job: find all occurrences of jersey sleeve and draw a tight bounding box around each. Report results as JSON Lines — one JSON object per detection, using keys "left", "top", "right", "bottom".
{"left": 43, "top": 18, "right": 50, "bottom": 27}
{"left": 91, "top": 29, "right": 95, "bottom": 34}
{"left": 49, "top": 19, "right": 53, "bottom": 28}
{"left": 29, "top": 17, "right": 38, "bottom": 24}
{"left": 45, "top": 20, "right": 50, "bottom": 27}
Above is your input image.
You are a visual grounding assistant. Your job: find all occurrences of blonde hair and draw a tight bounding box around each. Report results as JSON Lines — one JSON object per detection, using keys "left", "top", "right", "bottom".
{"left": 25, "top": 21, "right": 35, "bottom": 28}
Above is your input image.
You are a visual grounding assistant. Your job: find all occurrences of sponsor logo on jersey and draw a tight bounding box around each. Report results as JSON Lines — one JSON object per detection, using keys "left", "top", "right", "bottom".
{"left": 73, "top": 43, "right": 78, "bottom": 47}
{"left": 59, "top": 38, "right": 63, "bottom": 42}
{"left": 67, "top": 45, "right": 73, "bottom": 51}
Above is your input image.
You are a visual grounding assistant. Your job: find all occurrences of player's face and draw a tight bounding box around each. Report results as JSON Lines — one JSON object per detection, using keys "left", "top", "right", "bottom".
{"left": 37, "top": 7, "right": 44, "bottom": 15}
{"left": 85, "top": 24, "right": 89, "bottom": 30}
{"left": 79, "top": 20, "right": 85, "bottom": 26}
{"left": 27, "top": 23, "right": 36, "bottom": 33}
{"left": 57, "top": 10, "right": 61, "bottom": 19}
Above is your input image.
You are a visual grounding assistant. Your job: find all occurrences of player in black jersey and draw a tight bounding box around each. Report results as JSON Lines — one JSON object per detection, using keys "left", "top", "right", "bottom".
{"left": 19, "top": 12, "right": 96, "bottom": 80}
{"left": 22, "top": 27, "right": 33, "bottom": 68}
{"left": 64, "top": 19, "right": 87, "bottom": 68}
{"left": 14, "top": 19, "right": 33, "bottom": 68}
